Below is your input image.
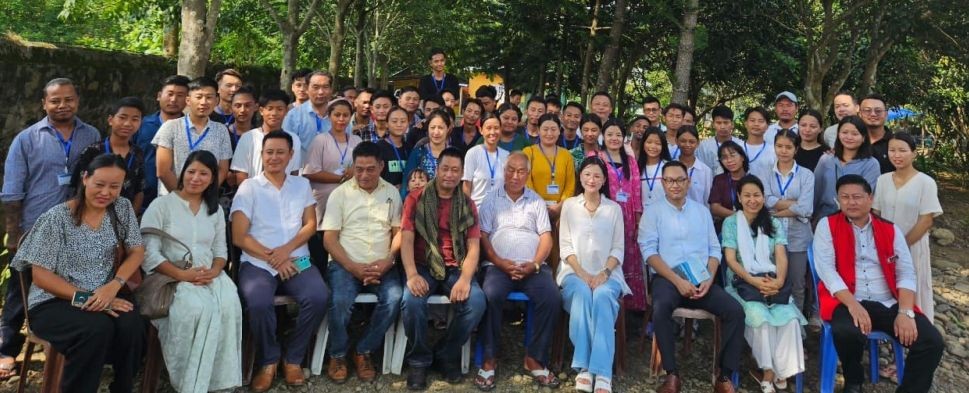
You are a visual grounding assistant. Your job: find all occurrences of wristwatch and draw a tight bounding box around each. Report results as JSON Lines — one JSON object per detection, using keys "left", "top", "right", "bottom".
{"left": 899, "top": 309, "right": 915, "bottom": 319}
{"left": 533, "top": 261, "right": 542, "bottom": 273}
{"left": 602, "top": 266, "right": 613, "bottom": 276}
{"left": 113, "top": 276, "right": 126, "bottom": 286}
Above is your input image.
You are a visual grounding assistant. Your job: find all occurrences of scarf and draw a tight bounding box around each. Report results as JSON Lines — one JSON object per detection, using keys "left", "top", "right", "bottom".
{"left": 735, "top": 212, "right": 774, "bottom": 275}
{"left": 817, "top": 212, "right": 919, "bottom": 320}
{"left": 414, "top": 178, "right": 476, "bottom": 279}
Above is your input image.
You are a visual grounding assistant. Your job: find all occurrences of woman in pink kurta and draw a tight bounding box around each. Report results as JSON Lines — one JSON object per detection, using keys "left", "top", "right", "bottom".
{"left": 598, "top": 119, "right": 645, "bottom": 311}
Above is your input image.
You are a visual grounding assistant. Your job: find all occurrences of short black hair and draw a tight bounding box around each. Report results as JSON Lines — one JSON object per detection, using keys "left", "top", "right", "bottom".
{"left": 428, "top": 48, "right": 446, "bottom": 60}
{"left": 475, "top": 85, "right": 497, "bottom": 99}
{"left": 161, "top": 75, "right": 190, "bottom": 91}
{"left": 836, "top": 174, "right": 873, "bottom": 195}
{"left": 44, "top": 78, "right": 75, "bottom": 97}
{"left": 398, "top": 86, "right": 419, "bottom": 96}
{"left": 188, "top": 76, "right": 219, "bottom": 93}
{"left": 642, "top": 96, "right": 661, "bottom": 106}
{"left": 860, "top": 93, "right": 887, "bottom": 108}
{"left": 341, "top": 86, "right": 358, "bottom": 96}
{"left": 111, "top": 96, "right": 145, "bottom": 116}
{"left": 215, "top": 68, "right": 243, "bottom": 83}
{"left": 509, "top": 89, "right": 523, "bottom": 98}
{"left": 833, "top": 90, "right": 858, "bottom": 105}
{"left": 439, "top": 146, "right": 464, "bottom": 166}
{"left": 663, "top": 102, "right": 685, "bottom": 116}
{"left": 371, "top": 89, "right": 398, "bottom": 106}
{"left": 424, "top": 94, "right": 445, "bottom": 108}
{"left": 291, "top": 68, "right": 313, "bottom": 82}
{"left": 352, "top": 141, "right": 382, "bottom": 162}
{"left": 662, "top": 160, "right": 689, "bottom": 176}
{"left": 591, "top": 91, "right": 614, "bottom": 106}
{"left": 545, "top": 94, "right": 561, "bottom": 106}
{"left": 564, "top": 101, "right": 585, "bottom": 114}
{"left": 264, "top": 130, "right": 293, "bottom": 150}
{"left": 526, "top": 95, "right": 546, "bottom": 107}
{"left": 711, "top": 105, "right": 734, "bottom": 121}
{"left": 259, "top": 89, "right": 292, "bottom": 107}
{"left": 232, "top": 85, "right": 256, "bottom": 102}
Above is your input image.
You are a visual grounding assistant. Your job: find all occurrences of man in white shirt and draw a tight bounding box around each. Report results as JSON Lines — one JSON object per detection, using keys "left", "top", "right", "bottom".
{"left": 320, "top": 142, "right": 403, "bottom": 383}
{"left": 638, "top": 161, "right": 744, "bottom": 393}
{"left": 697, "top": 105, "right": 743, "bottom": 175}
{"left": 231, "top": 131, "right": 327, "bottom": 392}
{"left": 476, "top": 152, "right": 561, "bottom": 389}
{"left": 231, "top": 89, "right": 302, "bottom": 183}
{"left": 813, "top": 174, "right": 943, "bottom": 393}
{"left": 765, "top": 91, "right": 799, "bottom": 145}
{"left": 822, "top": 91, "right": 858, "bottom": 148}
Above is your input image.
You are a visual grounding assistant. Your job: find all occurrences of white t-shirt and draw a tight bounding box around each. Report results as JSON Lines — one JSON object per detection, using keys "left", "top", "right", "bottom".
{"left": 152, "top": 117, "right": 233, "bottom": 196}
{"left": 742, "top": 140, "right": 776, "bottom": 182}
{"left": 685, "top": 160, "right": 713, "bottom": 207}
{"left": 462, "top": 145, "right": 510, "bottom": 207}
{"left": 230, "top": 128, "right": 303, "bottom": 178}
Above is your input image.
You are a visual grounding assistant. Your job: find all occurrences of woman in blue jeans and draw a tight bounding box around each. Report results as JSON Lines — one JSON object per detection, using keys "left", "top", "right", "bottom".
{"left": 556, "top": 157, "right": 629, "bottom": 393}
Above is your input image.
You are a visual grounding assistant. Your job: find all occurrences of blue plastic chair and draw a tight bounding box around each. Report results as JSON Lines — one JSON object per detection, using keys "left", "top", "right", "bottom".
{"left": 807, "top": 246, "right": 906, "bottom": 393}
{"left": 474, "top": 291, "right": 532, "bottom": 367}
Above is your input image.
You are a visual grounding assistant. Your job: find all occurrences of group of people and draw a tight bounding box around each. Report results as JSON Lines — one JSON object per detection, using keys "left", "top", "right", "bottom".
{"left": 0, "top": 47, "right": 946, "bottom": 393}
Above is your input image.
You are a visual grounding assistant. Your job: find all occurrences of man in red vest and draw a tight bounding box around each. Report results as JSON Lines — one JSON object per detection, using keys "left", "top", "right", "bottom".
{"left": 813, "top": 174, "right": 943, "bottom": 393}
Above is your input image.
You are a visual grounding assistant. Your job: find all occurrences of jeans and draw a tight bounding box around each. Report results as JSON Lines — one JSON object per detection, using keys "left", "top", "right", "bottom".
{"left": 326, "top": 262, "right": 403, "bottom": 358}
{"left": 238, "top": 263, "right": 329, "bottom": 366}
{"left": 560, "top": 274, "right": 622, "bottom": 379}
{"left": 401, "top": 265, "right": 485, "bottom": 368}
{"left": 479, "top": 265, "right": 561, "bottom": 363}
{"left": 787, "top": 251, "right": 808, "bottom": 314}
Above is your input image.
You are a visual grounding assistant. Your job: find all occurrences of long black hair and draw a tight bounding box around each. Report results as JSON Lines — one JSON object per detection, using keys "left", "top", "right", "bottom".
{"left": 834, "top": 115, "right": 873, "bottom": 161}
{"left": 177, "top": 150, "right": 221, "bottom": 215}
{"left": 734, "top": 175, "right": 775, "bottom": 238}
{"left": 72, "top": 153, "right": 127, "bottom": 226}
{"left": 575, "top": 156, "right": 611, "bottom": 197}
{"left": 637, "top": 126, "right": 672, "bottom": 176}
{"left": 717, "top": 140, "right": 749, "bottom": 174}
{"left": 601, "top": 118, "right": 630, "bottom": 179}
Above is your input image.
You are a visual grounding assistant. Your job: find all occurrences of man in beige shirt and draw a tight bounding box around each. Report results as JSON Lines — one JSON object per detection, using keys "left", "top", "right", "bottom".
{"left": 321, "top": 141, "right": 403, "bottom": 384}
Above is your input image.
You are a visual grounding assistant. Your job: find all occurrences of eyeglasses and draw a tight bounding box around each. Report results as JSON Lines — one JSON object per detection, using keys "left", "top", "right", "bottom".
{"left": 860, "top": 108, "right": 885, "bottom": 115}
{"left": 662, "top": 177, "right": 689, "bottom": 185}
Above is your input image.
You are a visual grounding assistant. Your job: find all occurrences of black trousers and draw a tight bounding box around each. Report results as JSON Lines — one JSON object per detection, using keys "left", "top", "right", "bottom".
{"left": 0, "top": 267, "right": 29, "bottom": 358}
{"left": 651, "top": 275, "right": 745, "bottom": 373}
{"left": 29, "top": 297, "right": 145, "bottom": 393}
{"left": 830, "top": 301, "right": 944, "bottom": 393}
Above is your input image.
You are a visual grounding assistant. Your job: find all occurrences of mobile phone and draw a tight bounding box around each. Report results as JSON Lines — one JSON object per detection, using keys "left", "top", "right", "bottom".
{"left": 71, "top": 291, "right": 94, "bottom": 308}
{"left": 293, "top": 255, "right": 312, "bottom": 272}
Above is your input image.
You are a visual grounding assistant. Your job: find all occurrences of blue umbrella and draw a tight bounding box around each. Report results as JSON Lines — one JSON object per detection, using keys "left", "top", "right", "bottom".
{"left": 887, "top": 107, "right": 919, "bottom": 122}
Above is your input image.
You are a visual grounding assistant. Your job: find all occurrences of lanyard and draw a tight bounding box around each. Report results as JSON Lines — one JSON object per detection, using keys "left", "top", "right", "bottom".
{"left": 775, "top": 165, "right": 798, "bottom": 197}
{"left": 485, "top": 148, "right": 499, "bottom": 180}
{"left": 104, "top": 138, "right": 134, "bottom": 169}
{"left": 53, "top": 127, "right": 75, "bottom": 163}
{"left": 433, "top": 75, "right": 445, "bottom": 93}
{"left": 672, "top": 146, "right": 681, "bottom": 160}
{"left": 605, "top": 151, "right": 624, "bottom": 186}
{"left": 539, "top": 145, "right": 558, "bottom": 181}
{"left": 312, "top": 112, "right": 323, "bottom": 133}
{"left": 561, "top": 134, "right": 579, "bottom": 150}
{"left": 331, "top": 132, "right": 350, "bottom": 167}
{"left": 727, "top": 175, "right": 737, "bottom": 207}
{"left": 644, "top": 162, "right": 662, "bottom": 192}
{"left": 745, "top": 141, "right": 766, "bottom": 163}
{"left": 386, "top": 137, "right": 403, "bottom": 163}
{"left": 689, "top": 166, "right": 696, "bottom": 179}
{"left": 184, "top": 117, "right": 210, "bottom": 152}
{"left": 423, "top": 146, "right": 438, "bottom": 169}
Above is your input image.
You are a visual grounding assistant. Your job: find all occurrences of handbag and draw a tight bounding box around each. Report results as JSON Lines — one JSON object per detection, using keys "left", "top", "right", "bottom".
{"left": 134, "top": 227, "right": 194, "bottom": 319}
{"left": 108, "top": 205, "right": 142, "bottom": 293}
{"left": 732, "top": 272, "right": 793, "bottom": 305}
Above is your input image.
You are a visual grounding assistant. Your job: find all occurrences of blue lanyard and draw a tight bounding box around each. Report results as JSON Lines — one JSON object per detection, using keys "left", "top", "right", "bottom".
{"left": 689, "top": 166, "right": 696, "bottom": 179}
{"left": 484, "top": 148, "right": 499, "bottom": 180}
{"left": 331, "top": 132, "right": 350, "bottom": 167}
{"left": 775, "top": 165, "right": 798, "bottom": 197}
{"left": 561, "top": 134, "right": 579, "bottom": 149}
{"left": 423, "top": 146, "right": 438, "bottom": 169}
{"left": 184, "top": 117, "right": 210, "bottom": 152}
{"left": 672, "top": 146, "right": 681, "bottom": 160}
{"left": 433, "top": 75, "right": 445, "bottom": 93}
{"left": 539, "top": 145, "right": 558, "bottom": 181}
{"left": 744, "top": 141, "right": 766, "bottom": 163}
{"left": 104, "top": 138, "right": 134, "bottom": 169}
{"left": 312, "top": 112, "right": 323, "bottom": 133}
{"left": 727, "top": 175, "right": 737, "bottom": 207}
{"left": 644, "top": 161, "right": 662, "bottom": 192}
{"left": 386, "top": 137, "right": 403, "bottom": 163}
{"left": 53, "top": 127, "right": 75, "bottom": 163}
{"left": 605, "top": 151, "right": 624, "bottom": 185}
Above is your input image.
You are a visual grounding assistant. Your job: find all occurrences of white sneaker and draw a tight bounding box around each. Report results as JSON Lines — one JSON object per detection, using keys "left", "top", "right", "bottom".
{"left": 774, "top": 377, "right": 787, "bottom": 390}
{"left": 760, "top": 380, "right": 776, "bottom": 393}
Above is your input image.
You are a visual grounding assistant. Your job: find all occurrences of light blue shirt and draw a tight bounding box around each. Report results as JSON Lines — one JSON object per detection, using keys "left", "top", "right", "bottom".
{"left": 813, "top": 154, "right": 880, "bottom": 218}
{"left": 813, "top": 215, "right": 917, "bottom": 308}
{"left": 1, "top": 117, "right": 100, "bottom": 231}
{"left": 283, "top": 101, "right": 352, "bottom": 163}
{"left": 638, "top": 197, "right": 720, "bottom": 274}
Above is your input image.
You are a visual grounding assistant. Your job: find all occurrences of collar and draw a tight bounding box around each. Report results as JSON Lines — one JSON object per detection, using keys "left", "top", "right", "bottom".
{"left": 40, "top": 116, "right": 81, "bottom": 134}
{"left": 845, "top": 212, "right": 874, "bottom": 231}
{"left": 664, "top": 197, "right": 689, "bottom": 212}
{"left": 772, "top": 161, "right": 798, "bottom": 177}
{"left": 347, "top": 177, "right": 393, "bottom": 193}
{"left": 253, "top": 172, "right": 292, "bottom": 187}
{"left": 498, "top": 186, "right": 531, "bottom": 203}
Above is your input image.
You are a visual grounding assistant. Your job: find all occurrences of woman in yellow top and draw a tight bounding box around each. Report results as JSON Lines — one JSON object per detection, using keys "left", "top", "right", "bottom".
{"left": 524, "top": 113, "right": 577, "bottom": 220}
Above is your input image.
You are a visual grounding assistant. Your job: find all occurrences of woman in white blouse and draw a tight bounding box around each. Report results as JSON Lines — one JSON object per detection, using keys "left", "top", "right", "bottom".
{"left": 141, "top": 150, "right": 243, "bottom": 392}
{"left": 557, "top": 156, "right": 629, "bottom": 393}
{"left": 462, "top": 115, "right": 509, "bottom": 206}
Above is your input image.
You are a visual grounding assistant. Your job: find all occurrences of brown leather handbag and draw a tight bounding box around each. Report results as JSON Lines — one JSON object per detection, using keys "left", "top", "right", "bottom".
{"left": 134, "top": 227, "right": 194, "bottom": 319}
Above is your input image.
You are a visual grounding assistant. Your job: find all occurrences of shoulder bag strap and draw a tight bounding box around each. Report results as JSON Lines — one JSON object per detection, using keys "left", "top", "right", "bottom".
{"left": 140, "top": 227, "right": 193, "bottom": 262}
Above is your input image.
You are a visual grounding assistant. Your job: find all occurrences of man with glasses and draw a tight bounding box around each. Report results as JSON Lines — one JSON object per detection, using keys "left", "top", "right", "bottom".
{"left": 642, "top": 96, "right": 665, "bottom": 131}
{"left": 858, "top": 94, "right": 894, "bottom": 174}
{"left": 637, "top": 160, "right": 744, "bottom": 393}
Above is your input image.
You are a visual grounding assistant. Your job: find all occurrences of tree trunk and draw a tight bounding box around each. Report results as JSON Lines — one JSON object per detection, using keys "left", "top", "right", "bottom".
{"left": 279, "top": 32, "right": 298, "bottom": 89}
{"left": 259, "top": 0, "right": 324, "bottom": 89}
{"left": 328, "top": 0, "right": 354, "bottom": 77}
{"left": 579, "top": 0, "right": 602, "bottom": 106}
{"left": 613, "top": 51, "right": 636, "bottom": 118}
{"left": 595, "top": 0, "right": 626, "bottom": 92}
{"left": 163, "top": 18, "right": 179, "bottom": 59}
{"left": 352, "top": 0, "right": 367, "bottom": 88}
{"left": 379, "top": 54, "right": 389, "bottom": 89}
{"left": 671, "top": 0, "right": 699, "bottom": 105}
{"left": 178, "top": 0, "right": 223, "bottom": 78}
{"left": 858, "top": 8, "right": 897, "bottom": 95}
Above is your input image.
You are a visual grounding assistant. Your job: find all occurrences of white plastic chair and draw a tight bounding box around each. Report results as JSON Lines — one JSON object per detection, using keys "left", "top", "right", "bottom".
{"left": 390, "top": 295, "right": 471, "bottom": 375}
{"left": 310, "top": 293, "right": 397, "bottom": 375}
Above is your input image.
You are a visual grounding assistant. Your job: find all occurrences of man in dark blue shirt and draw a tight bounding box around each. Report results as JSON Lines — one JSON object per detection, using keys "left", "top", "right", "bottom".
{"left": 134, "top": 75, "right": 190, "bottom": 211}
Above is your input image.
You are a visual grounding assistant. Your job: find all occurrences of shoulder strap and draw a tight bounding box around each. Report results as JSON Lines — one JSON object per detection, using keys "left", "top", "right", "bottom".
{"left": 140, "top": 227, "right": 193, "bottom": 262}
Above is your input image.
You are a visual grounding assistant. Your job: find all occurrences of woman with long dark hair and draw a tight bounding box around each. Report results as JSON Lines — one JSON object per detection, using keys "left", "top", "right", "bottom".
{"left": 709, "top": 141, "right": 750, "bottom": 233}
{"left": 637, "top": 127, "right": 672, "bottom": 208}
{"left": 403, "top": 109, "right": 452, "bottom": 196}
{"left": 813, "top": 115, "right": 880, "bottom": 218}
{"left": 722, "top": 176, "right": 805, "bottom": 393}
{"left": 557, "top": 157, "right": 628, "bottom": 393}
{"left": 13, "top": 154, "right": 145, "bottom": 392}
{"left": 141, "top": 150, "right": 243, "bottom": 392}
{"left": 794, "top": 110, "right": 826, "bottom": 171}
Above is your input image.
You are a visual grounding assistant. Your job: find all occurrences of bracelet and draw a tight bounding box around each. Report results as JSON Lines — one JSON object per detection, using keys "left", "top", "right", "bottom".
{"left": 113, "top": 276, "right": 126, "bottom": 286}
{"left": 602, "top": 267, "right": 612, "bottom": 276}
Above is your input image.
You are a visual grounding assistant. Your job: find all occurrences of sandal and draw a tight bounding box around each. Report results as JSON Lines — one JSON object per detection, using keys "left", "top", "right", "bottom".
{"left": 474, "top": 368, "right": 496, "bottom": 391}
{"left": 774, "top": 377, "right": 787, "bottom": 390}
{"left": 879, "top": 364, "right": 899, "bottom": 384}
{"left": 575, "top": 371, "right": 593, "bottom": 393}
{"left": 0, "top": 356, "right": 16, "bottom": 380}
{"left": 593, "top": 376, "right": 612, "bottom": 393}
{"left": 526, "top": 367, "right": 561, "bottom": 388}
{"left": 758, "top": 380, "right": 776, "bottom": 393}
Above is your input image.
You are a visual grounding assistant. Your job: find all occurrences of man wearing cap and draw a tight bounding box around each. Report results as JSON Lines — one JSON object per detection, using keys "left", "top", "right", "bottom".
{"left": 766, "top": 91, "right": 799, "bottom": 145}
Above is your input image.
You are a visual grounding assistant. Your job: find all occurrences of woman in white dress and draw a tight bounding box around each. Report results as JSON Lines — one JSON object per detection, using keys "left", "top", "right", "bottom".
{"left": 873, "top": 132, "right": 943, "bottom": 322}
{"left": 462, "top": 115, "right": 509, "bottom": 207}
{"left": 141, "top": 150, "right": 243, "bottom": 392}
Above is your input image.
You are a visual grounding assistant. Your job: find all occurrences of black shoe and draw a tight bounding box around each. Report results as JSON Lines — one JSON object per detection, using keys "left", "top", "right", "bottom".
{"left": 842, "top": 383, "right": 863, "bottom": 393}
{"left": 407, "top": 367, "right": 428, "bottom": 391}
{"left": 431, "top": 356, "right": 463, "bottom": 384}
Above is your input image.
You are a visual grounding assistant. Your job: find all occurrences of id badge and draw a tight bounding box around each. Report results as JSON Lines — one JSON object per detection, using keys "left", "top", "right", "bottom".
{"left": 388, "top": 160, "right": 403, "bottom": 173}
{"left": 57, "top": 173, "right": 72, "bottom": 186}
{"left": 334, "top": 166, "right": 346, "bottom": 176}
{"left": 546, "top": 184, "right": 560, "bottom": 195}
{"left": 293, "top": 255, "right": 312, "bottom": 272}
{"left": 616, "top": 191, "right": 629, "bottom": 203}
